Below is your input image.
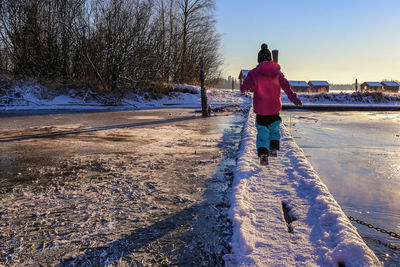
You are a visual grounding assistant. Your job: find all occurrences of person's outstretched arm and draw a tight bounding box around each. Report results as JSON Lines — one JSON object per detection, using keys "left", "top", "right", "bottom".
{"left": 279, "top": 73, "right": 302, "bottom": 106}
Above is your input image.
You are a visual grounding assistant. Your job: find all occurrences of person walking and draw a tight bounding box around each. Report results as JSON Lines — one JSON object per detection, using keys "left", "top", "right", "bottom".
{"left": 241, "top": 43, "right": 302, "bottom": 165}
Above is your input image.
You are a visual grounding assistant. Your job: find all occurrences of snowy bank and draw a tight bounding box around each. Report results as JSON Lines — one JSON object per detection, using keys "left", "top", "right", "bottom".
{"left": 225, "top": 106, "right": 381, "bottom": 266}
{"left": 0, "top": 82, "right": 248, "bottom": 111}
{"left": 282, "top": 91, "right": 400, "bottom": 106}
{"left": 2, "top": 81, "right": 399, "bottom": 111}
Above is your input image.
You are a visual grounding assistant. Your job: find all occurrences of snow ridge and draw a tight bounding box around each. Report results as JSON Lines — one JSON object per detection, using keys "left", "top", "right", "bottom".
{"left": 225, "top": 106, "right": 381, "bottom": 266}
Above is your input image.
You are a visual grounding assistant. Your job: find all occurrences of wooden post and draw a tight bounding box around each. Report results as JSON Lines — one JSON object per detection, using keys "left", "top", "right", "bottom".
{"left": 272, "top": 50, "right": 279, "bottom": 63}
{"left": 200, "top": 59, "right": 208, "bottom": 117}
{"left": 355, "top": 79, "right": 358, "bottom": 91}
{"left": 232, "top": 79, "right": 234, "bottom": 91}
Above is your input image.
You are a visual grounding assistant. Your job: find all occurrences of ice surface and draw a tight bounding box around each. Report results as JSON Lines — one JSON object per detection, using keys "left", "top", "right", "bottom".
{"left": 0, "top": 85, "right": 385, "bottom": 265}
{"left": 0, "top": 110, "right": 246, "bottom": 265}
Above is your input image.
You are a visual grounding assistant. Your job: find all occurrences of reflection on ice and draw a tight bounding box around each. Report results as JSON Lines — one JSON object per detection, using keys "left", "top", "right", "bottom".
{"left": 359, "top": 112, "right": 400, "bottom": 121}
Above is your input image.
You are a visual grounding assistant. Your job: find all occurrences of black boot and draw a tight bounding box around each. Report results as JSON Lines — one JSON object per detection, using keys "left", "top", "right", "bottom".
{"left": 260, "top": 154, "right": 268, "bottom": 166}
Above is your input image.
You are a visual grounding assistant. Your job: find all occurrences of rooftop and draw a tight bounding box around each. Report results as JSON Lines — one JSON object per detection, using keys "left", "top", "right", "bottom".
{"left": 289, "top": 81, "right": 309, "bottom": 87}
{"left": 363, "top": 82, "right": 383, "bottom": 87}
{"left": 381, "top": 81, "right": 399, "bottom": 87}
{"left": 308, "top": 81, "right": 330, "bottom": 86}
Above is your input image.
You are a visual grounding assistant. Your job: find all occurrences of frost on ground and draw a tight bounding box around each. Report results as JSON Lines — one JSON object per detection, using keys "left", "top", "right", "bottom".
{"left": 224, "top": 107, "right": 381, "bottom": 267}
{"left": 0, "top": 108, "right": 247, "bottom": 266}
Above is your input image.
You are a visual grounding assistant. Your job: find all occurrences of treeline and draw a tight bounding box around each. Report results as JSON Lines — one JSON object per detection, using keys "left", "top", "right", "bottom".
{"left": 0, "top": 0, "right": 222, "bottom": 92}
{"left": 330, "top": 84, "right": 357, "bottom": 91}
{"left": 215, "top": 75, "right": 239, "bottom": 89}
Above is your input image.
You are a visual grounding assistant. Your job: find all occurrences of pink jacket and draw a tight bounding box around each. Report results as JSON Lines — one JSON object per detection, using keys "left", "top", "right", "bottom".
{"left": 241, "top": 61, "right": 299, "bottom": 116}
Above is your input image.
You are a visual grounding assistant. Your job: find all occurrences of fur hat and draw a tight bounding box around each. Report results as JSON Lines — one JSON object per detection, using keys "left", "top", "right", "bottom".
{"left": 258, "top": 43, "right": 272, "bottom": 63}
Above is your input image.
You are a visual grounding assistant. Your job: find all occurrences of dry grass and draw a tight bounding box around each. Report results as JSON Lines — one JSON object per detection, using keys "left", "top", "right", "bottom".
{"left": 0, "top": 73, "right": 14, "bottom": 92}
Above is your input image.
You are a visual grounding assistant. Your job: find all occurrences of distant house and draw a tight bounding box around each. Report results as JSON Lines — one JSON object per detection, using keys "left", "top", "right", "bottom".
{"left": 360, "top": 82, "right": 383, "bottom": 92}
{"left": 308, "top": 81, "right": 329, "bottom": 92}
{"left": 289, "top": 81, "right": 309, "bottom": 92}
{"left": 381, "top": 81, "right": 399, "bottom": 93}
{"left": 238, "top": 70, "right": 250, "bottom": 87}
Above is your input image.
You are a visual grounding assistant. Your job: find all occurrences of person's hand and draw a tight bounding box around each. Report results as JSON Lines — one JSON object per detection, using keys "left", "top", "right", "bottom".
{"left": 293, "top": 98, "right": 302, "bottom": 107}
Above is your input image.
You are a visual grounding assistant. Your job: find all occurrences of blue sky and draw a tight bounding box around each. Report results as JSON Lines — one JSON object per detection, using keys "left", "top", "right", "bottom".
{"left": 215, "top": 0, "right": 400, "bottom": 83}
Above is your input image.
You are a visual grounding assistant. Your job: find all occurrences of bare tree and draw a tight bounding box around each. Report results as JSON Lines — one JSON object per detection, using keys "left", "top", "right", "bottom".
{"left": 0, "top": 0, "right": 222, "bottom": 91}
{"left": 177, "top": 0, "right": 214, "bottom": 84}
{"left": 0, "top": 0, "right": 86, "bottom": 78}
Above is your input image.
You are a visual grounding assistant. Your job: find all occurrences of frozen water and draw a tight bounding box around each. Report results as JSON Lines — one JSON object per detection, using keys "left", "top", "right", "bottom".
{"left": 282, "top": 110, "right": 400, "bottom": 266}
{"left": 1, "top": 86, "right": 392, "bottom": 266}
{"left": 0, "top": 108, "right": 247, "bottom": 266}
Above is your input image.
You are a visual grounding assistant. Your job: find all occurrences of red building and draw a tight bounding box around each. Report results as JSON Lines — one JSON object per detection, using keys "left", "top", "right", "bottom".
{"left": 308, "top": 81, "right": 329, "bottom": 93}
{"left": 381, "top": 81, "right": 399, "bottom": 93}
{"left": 289, "top": 81, "right": 310, "bottom": 92}
{"left": 360, "top": 82, "right": 383, "bottom": 92}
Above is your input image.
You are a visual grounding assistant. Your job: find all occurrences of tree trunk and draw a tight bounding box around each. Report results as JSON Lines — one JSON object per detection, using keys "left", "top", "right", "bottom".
{"left": 180, "top": 0, "right": 188, "bottom": 84}
{"left": 200, "top": 58, "right": 208, "bottom": 117}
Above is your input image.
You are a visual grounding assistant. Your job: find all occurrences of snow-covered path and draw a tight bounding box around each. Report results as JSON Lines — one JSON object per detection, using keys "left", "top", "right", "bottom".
{"left": 225, "top": 107, "right": 381, "bottom": 266}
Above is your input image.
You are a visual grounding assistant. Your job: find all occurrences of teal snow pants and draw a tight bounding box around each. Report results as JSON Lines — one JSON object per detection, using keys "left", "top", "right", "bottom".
{"left": 256, "top": 119, "right": 281, "bottom": 157}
